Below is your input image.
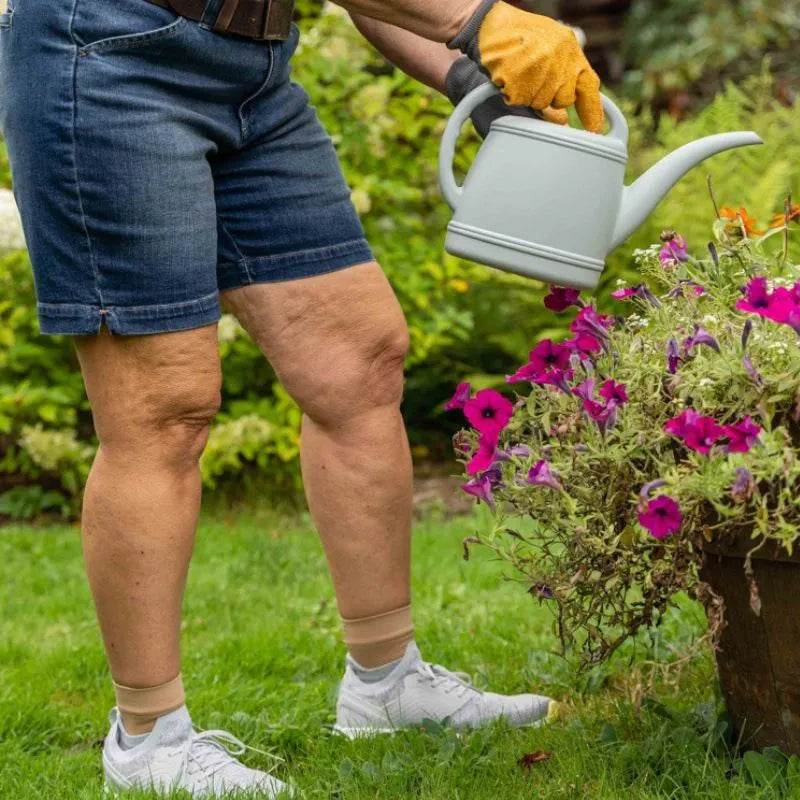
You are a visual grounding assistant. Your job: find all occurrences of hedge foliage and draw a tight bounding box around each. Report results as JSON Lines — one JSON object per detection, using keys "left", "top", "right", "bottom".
{"left": 1, "top": 8, "right": 798, "bottom": 519}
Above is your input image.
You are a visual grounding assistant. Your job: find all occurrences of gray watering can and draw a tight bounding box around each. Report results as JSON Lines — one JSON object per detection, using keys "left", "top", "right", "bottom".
{"left": 439, "top": 83, "right": 763, "bottom": 289}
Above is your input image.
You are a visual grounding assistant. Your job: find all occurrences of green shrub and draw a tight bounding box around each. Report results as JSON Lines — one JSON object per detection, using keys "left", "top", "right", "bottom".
{"left": 621, "top": 0, "right": 800, "bottom": 108}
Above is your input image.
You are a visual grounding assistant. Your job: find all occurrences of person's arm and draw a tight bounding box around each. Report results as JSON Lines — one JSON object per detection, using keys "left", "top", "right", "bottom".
{"left": 350, "top": 13, "right": 565, "bottom": 136}
{"left": 336, "top": 0, "right": 604, "bottom": 132}
{"left": 349, "top": 14, "right": 460, "bottom": 94}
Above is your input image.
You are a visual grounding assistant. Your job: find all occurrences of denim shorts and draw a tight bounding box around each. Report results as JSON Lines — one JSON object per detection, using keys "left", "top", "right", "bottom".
{"left": 0, "top": 0, "right": 374, "bottom": 335}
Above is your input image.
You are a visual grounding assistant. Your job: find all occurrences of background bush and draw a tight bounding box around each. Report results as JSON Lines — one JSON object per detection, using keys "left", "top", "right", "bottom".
{"left": 1, "top": 7, "right": 798, "bottom": 519}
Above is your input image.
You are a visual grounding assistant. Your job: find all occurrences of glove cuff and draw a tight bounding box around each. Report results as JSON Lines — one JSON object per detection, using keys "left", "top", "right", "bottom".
{"left": 447, "top": 0, "right": 498, "bottom": 59}
{"left": 444, "top": 56, "right": 487, "bottom": 106}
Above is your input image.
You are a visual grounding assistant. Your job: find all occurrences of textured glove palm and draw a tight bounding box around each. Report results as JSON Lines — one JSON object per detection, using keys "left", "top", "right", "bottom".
{"left": 449, "top": 0, "right": 604, "bottom": 133}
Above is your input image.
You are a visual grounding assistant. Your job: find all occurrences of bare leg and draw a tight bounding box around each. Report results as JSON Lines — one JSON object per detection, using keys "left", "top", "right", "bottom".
{"left": 74, "top": 325, "right": 221, "bottom": 688}
{"left": 222, "top": 262, "right": 412, "bottom": 619}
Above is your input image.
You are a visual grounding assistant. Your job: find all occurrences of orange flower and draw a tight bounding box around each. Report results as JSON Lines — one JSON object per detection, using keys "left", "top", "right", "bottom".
{"left": 719, "top": 206, "right": 764, "bottom": 237}
{"left": 769, "top": 203, "right": 800, "bottom": 229}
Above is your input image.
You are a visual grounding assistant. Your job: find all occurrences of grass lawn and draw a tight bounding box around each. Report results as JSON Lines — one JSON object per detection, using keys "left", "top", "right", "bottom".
{"left": 0, "top": 504, "right": 787, "bottom": 799}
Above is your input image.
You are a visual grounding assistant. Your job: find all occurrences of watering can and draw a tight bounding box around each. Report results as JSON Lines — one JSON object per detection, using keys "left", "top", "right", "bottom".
{"left": 439, "top": 83, "right": 763, "bottom": 290}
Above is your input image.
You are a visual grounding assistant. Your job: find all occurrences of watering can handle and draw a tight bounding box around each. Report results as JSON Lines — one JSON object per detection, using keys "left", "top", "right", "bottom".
{"left": 439, "top": 83, "right": 629, "bottom": 211}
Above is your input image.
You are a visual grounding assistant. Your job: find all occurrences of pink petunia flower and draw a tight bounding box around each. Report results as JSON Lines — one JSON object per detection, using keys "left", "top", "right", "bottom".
{"left": 444, "top": 382, "right": 471, "bottom": 411}
{"left": 544, "top": 286, "right": 583, "bottom": 312}
{"left": 463, "top": 389, "right": 514, "bottom": 436}
{"left": 684, "top": 325, "right": 720, "bottom": 354}
{"left": 529, "top": 339, "right": 572, "bottom": 373}
{"left": 722, "top": 416, "right": 761, "bottom": 454}
{"left": 659, "top": 234, "right": 689, "bottom": 267}
{"left": 571, "top": 306, "right": 615, "bottom": 342}
{"left": 664, "top": 409, "right": 724, "bottom": 455}
{"left": 467, "top": 429, "right": 499, "bottom": 475}
{"left": 736, "top": 277, "right": 799, "bottom": 324}
{"left": 565, "top": 332, "right": 602, "bottom": 356}
{"left": 527, "top": 460, "right": 562, "bottom": 490}
{"left": 461, "top": 466, "right": 504, "bottom": 509}
{"left": 611, "top": 286, "right": 639, "bottom": 300}
{"left": 638, "top": 495, "right": 683, "bottom": 539}
{"left": 599, "top": 380, "right": 629, "bottom": 405}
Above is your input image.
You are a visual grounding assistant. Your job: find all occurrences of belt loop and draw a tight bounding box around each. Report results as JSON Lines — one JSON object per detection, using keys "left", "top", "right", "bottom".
{"left": 214, "top": 0, "right": 241, "bottom": 32}
{"left": 199, "top": 0, "right": 224, "bottom": 28}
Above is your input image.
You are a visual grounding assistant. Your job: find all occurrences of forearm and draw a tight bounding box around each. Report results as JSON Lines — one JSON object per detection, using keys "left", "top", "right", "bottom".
{"left": 350, "top": 14, "right": 460, "bottom": 93}
{"left": 332, "top": 0, "right": 481, "bottom": 42}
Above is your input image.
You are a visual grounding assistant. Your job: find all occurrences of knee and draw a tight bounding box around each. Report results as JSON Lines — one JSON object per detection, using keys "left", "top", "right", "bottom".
{"left": 101, "top": 379, "right": 222, "bottom": 470}
{"left": 295, "top": 315, "right": 409, "bottom": 429}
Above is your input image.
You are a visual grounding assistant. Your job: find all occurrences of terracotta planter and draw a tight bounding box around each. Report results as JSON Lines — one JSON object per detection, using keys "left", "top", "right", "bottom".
{"left": 701, "top": 535, "right": 800, "bottom": 754}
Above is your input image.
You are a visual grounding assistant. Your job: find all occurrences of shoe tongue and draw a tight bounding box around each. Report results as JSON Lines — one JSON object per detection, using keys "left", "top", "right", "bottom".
{"left": 151, "top": 705, "right": 193, "bottom": 747}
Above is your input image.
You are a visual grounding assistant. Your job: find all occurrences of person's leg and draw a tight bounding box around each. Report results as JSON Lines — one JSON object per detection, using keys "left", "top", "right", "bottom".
{"left": 223, "top": 267, "right": 553, "bottom": 734}
{"left": 74, "top": 324, "right": 222, "bottom": 731}
{"left": 222, "top": 262, "right": 413, "bottom": 634}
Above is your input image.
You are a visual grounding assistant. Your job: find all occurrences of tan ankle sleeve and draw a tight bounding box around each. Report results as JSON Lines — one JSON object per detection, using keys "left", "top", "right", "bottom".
{"left": 342, "top": 604, "right": 414, "bottom": 668}
{"left": 113, "top": 674, "right": 185, "bottom": 735}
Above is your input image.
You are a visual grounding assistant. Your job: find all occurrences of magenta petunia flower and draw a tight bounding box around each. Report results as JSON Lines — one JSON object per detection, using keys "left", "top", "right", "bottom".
{"left": 667, "top": 337, "right": 681, "bottom": 374}
{"left": 461, "top": 467, "right": 503, "bottom": 508}
{"left": 571, "top": 306, "right": 614, "bottom": 341}
{"left": 467, "top": 429, "right": 499, "bottom": 475}
{"left": 527, "top": 459, "right": 562, "bottom": 490}
{"left": 659, "top": 235, "right": 689, "bottom": 267}
{"left": 573, "top": 378, "right": 596, "bottom": 402}
{"left": 664, "top": 409, "right": 724, "bottom": 455}
{"left": 544, "top": 286, "right": 582, "bottom": 312}
{"left": 529, "top": 339, "right": 572, "bottom": 373}
{"left": 682, "top": 416, "right": 725, "bottom": 455}
{"left": 583, "top": 398, "right": 618, "bottom": 432}
{"left": 494, "top": 444, "right": 531, "bottom": 461}
{"left": 722, "top": 416, "right": 761, "bottom": 454}
{"left": 736, "top": 277, "right": 799, "bottom": 324}
{"left": 533, "top": 368, "right": 574, "bottom": 394}
{"left": 444, "top": 382, "right": 472, "bottom": 411}
{"left": 684, "top": 325, "right": 720, "bottom": 354}
{"left": 565, "top": 331, "right": 602, "bottom": 356}
{"left": 506, "top": 362, "right": 539, "bottom": 383}
{"left": 599, "top": 379, "right": 629, "bottom": 405}
{"left": 730, "top": 467, "right": 755, "bottom": 504}
{"left": 611, "top": 286, "right": 639, "bottom": 300}
{"left": 638, "top": 495, "right": 683, "bottom": 539}
{"left": 463, "top": 389, "right": 514, "bottom": 436}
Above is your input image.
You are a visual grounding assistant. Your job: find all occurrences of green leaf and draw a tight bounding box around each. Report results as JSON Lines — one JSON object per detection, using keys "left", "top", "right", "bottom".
{"left": 743, "top": 750, "right": 785, "bottom": 788}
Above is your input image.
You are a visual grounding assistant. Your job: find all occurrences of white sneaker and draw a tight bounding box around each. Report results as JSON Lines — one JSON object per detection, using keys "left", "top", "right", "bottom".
{"left": 333, "top": 642, "right": 552, "bottom": 738}
{"left": 103, "top": 705, "right": 295, "bottom": 797}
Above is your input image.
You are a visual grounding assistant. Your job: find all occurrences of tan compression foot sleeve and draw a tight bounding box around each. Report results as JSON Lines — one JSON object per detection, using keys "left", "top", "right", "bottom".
{"left": 113, "top": 674, "right": 186, "bottom": 735}
{"left": 341, "top": 604, "right": 414, "bottom": 668}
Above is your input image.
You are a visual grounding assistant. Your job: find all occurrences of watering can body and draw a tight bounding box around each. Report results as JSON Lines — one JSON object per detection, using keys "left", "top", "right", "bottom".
{"left": 439, "top": 83, "right": 763, "bottom": 290}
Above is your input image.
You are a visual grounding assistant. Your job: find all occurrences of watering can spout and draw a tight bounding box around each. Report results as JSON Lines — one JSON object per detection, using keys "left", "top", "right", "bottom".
{"left": 610, "top": 132, "right": 764, "bottom": 251}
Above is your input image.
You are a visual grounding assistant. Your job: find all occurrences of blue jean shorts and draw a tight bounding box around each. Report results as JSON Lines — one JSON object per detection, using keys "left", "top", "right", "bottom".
{"left": 0, "top": 0, "right": 374, "bottom": 335}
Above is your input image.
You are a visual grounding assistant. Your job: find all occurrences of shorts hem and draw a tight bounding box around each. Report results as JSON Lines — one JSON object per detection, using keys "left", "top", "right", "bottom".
{"left": 216, "top": 239, "right": 375, "bottom": 290}
{"left": 37, "top": 291, "right": 221, "bottom": 336}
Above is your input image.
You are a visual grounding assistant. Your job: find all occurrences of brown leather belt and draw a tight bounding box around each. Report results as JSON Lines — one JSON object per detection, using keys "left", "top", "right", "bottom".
{"left": 144, "top": 0, "right": 295, "bottom": 41}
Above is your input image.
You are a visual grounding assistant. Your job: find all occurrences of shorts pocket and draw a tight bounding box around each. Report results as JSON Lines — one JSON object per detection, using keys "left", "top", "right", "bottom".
{"left": 72, "top": 0, "right": 188, "bottom": 56}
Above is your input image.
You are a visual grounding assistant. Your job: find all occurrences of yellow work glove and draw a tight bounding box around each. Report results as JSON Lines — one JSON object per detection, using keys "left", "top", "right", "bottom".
{"left": 448, "top": 0, "right": 604, "bottom": 133}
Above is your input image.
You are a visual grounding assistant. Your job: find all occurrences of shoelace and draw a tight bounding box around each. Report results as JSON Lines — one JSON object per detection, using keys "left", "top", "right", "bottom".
{"left": 416, "top": 661, "right": 483, "bottom": 698}
{"left": 183, "top": 729, "right": 283, "bottom": 785}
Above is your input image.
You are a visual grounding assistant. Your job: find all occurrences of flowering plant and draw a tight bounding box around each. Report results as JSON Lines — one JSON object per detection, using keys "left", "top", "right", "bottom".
{"left": 448, "top": 200, "right": 800, "bottom": 667}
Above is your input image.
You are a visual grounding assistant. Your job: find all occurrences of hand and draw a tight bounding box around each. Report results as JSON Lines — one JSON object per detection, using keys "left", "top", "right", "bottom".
{"left": 449, "top": 0, "right": 604, "bottom": 133}
{"left": 445, "top": 57, "right": 567, "bottom": 139}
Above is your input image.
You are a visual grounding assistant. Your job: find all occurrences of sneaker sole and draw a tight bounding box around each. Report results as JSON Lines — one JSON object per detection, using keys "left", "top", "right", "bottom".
{"left": 332, "top": 714, "right": 551, "bottom": 740}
